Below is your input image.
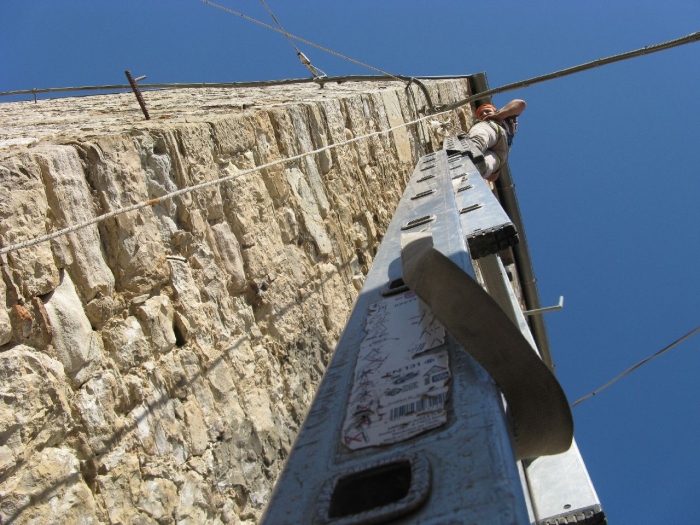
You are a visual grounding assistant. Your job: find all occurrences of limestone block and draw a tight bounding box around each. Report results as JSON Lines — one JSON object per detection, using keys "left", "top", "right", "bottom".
{"left": 178, "top": 350, "right": 223, "bottom": 441}
{"left": 219, "top": 170, "right": 285, "bottom": 280}
{"left": 340, "top": 96, "right": 372, "bottom": 168}
{"left": 175, "top": 236, "right": 232, "bottom": 341}
{"left": 320, "top": 99, "right": 349, "bottom": 145}
{"left": 35, "top": 146, "right": 115, "bottom": 301}
{"left": 139, "top": 362, "right": 189, "bottom": 465}
{"left": 307, "top": 104, "right": 333, "bottom": 175}
{"left": 286, "top": 167, "right": 332, "bottom": 256}
{"left": 102, "top": 315, "right": 151, "bottom": 372}
{"left": 168, "top": 258, "right": 202, "bottom": 309}
{"left": 266, "top": 107, "right": 299, "bottom": 160}
{"left": 0, "top": 275, "right": 13, "bottom": 345}
{"left": 367, "top": 91, "right": 400, "bottom": 160}
{"left": 183, "top": 399, "right": 209, "bottom": 456}
{"left": 209, "top": 222, "right": 247, "bottom": 293}
{"left": 44, "top": 270, "right": 103, "bottom": 385}
{"left": 0, "top": 155, "right": 60, "bottom": 298}
{"left": 168, "top": 257, "right": 213, "bottom": 346}
{"left": 205, "top": 357, "right": 247, "bottom": 434}
{"left": 137, "top": 477, "right": 178, "bottom": 522}
{"left": 136, "top": 295, "right": 177, "bottom": 354}
{"left": 226, "top": 340, "right": 294, "bottom": 474}
{"left": 130, "top": 378, "right": 188, "bottom": 463}
{"left": 210, "top": 114, "right": 257, "bottom": 158}
{"left": 211, "top": 424, "right": 264, "bottom": 503}
{"left": 97, "top": 454, "right": 156, "bottom": 525}
{"left": 318, "top": 262, "right": 355, "bottom": 339}
{"left": 0, "top": 347, "right": 73, "bottom": 476}
{"left": 175, "top": 472, "right": 214, "bottom": 524}
{"left": 278, "top": 207, "right": 299, "bottom": 244}
{"left": 250, "top": 112, "right": 290, "bottom": 202}
{"left": 289, "top": 105, "right": 330, "bottom": 217}
{"left": 75, "top": 371, "right": 126, "bottom": 454}
{"left": 81, "top": 135, "right": 169, "bottom": 293}
{"left": 0, "top": 447, "right": 99, "bottom": 525}
{"left": 133, "top": 131, "right": 180, "bottom": 239}
{"left": 85, "top": 293, "right": 124, "bottom": 330}
{"left": 158, "top": 349, "right": 190, "bottom": 401}
{"left": 0, "top": 446, "right": 15, "bottom": 479}
{"left": 381, "top": 90, "right": 414, "bottom": 164}
{"left": 171, "top": 124, "right": 225, "bottom": 222}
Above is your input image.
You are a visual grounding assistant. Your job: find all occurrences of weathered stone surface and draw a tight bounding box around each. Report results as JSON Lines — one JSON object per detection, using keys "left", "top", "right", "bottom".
{"left": 0, "top": 346, "right": 73, "bottom": 462}
{"left": 0, "top": 447, "right": 99, "bottom": 524}
{"left": 35, "top": 145, "right": 115, "bottom": 301}
{"left": 97, "top": 454, "right": 156, "bottom": 525}
{"left": 102, "top": 315, "right": 151, "bottom": 372}
{"left": 0, "top": 79, "right": 473, "bottom": 524}
{"left": 138, "top": 477, "right": 179, "bottom": 522}
{"left": 0, "top": 348, "right": 84, "bottom": 525}
{"left": 135, "top": 295, "right": 177, "bottom": 355}
{"left": 44, "top": 270, "right": 103, "bottom": 385}
{"left": 209, "top": 222, "right": 247, "bottom": 293}
{"left": 0, "top": 155, "right": 60, "bottom": 298}
{"left": 80, "top": 134, "right": 170, "bottom": 294}
{"left": 285, "top": 166, "right": 333, "bottom": 256}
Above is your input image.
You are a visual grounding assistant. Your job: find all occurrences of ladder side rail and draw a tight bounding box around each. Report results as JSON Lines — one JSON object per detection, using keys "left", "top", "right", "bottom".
{"left": 474, "top": 224, "right": 605, "bottom": 525}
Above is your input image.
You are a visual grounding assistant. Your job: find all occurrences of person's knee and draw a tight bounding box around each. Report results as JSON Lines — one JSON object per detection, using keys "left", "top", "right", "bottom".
{"left": 468, "top": 123, "right": 497, "bottom": 151}
{"left": 468, "top": 130, "right": 487, "bottom": 152}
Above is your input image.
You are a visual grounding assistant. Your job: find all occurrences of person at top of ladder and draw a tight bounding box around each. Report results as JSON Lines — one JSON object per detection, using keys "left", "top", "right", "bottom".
{"left": 468, "top": 99, "right": 526, "bottom": 182}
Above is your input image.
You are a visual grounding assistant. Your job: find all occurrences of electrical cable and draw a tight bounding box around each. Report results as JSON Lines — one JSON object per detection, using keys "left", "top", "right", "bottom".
{"left": 571, "top": 326, "right": 700, "bottom": 408}
{"left": 258, "top": 0, "right": 302, "bottom": 55}
{"left": 258, "top": 0, "right": 326, "bottom": 78}
{"left": 440, "top": 30, "right": 700, "bottom": 112}
{"left": 199, "top": 0, "right": 403, "bottom": 82}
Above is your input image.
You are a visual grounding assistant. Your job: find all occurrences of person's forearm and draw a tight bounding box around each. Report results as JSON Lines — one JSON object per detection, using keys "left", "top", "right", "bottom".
{"left": 494, "top": 99, "right": 526, "bottom": 119}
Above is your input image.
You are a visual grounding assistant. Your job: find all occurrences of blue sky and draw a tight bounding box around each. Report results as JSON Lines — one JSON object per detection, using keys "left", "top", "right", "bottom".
{"left": 2, "top": 2, "right": 700, "bottom": 523}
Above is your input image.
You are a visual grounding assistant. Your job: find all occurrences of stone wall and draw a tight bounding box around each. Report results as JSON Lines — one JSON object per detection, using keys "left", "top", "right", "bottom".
{"left": 0, "top": 79, "right": 472, "bottom": 524}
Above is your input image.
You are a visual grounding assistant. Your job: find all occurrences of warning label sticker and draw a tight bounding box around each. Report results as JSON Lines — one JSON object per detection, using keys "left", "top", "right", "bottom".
{"left": 342, "top": 291, "right": 450, "bottom": 450}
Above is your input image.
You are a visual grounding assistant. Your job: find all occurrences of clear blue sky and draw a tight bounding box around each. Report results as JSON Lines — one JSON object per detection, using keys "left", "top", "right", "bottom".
{"left": 2, "top": 2, "right": 699, "bottom": 523}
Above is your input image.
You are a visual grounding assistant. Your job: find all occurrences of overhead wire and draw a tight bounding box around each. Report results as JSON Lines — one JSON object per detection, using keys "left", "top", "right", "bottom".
{"left": 258, "top": 0, "right": 302, "bottom": 55}
{"left": 441, "top": 30, "right": 700, "bottom": 112}
{"left": 199, "top": 0, "right": 404, "bottom": 82}
{"left": 571, "top": 326, "right": 700, "bottom": 408}
{"left": 257, "top": 0, "right": 326, "bottom": 78}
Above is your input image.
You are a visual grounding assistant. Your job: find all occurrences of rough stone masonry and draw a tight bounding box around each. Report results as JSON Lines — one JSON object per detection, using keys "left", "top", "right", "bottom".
{"left": 0, "top": 78, "right": 472, "bottom": 524}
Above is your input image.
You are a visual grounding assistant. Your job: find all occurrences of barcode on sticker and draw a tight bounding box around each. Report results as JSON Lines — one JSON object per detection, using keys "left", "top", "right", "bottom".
{"left": 389, "top": 393, "right": 448, "bottom": 421}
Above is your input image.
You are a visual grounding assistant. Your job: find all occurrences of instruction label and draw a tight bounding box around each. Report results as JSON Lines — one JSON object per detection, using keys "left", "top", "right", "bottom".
{"left": 342, "top": 291, "right": 450, "bottom": 450}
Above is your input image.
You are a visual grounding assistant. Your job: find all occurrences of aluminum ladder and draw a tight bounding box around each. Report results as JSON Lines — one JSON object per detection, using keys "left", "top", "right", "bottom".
{"left": 261, "top": 136, "right": 605, "bottom": 525}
